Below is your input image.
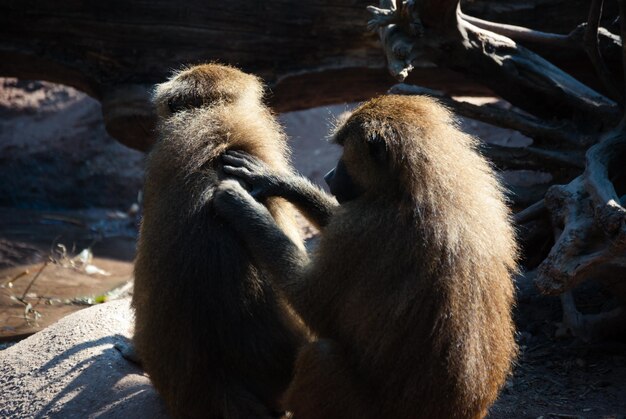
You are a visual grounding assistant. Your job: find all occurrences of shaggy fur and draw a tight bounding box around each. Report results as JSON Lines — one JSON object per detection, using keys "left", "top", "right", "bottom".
{"left": 215, "top": 94, "right": 518, "bottom": 419}
{"left": 132, "top": 63, "right": 308, "bottom": 419}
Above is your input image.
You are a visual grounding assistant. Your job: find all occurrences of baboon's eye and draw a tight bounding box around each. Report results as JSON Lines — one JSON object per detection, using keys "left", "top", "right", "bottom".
{"left": 327, "top": 159, "right": 362, "bottom": 203}
{"left": 167, "top": 97, "right": 186, "bottom": 113}
{"left": 167, "top": 93, "right": 204, "bottom": 113}
{"left": 367, "top": 135, "right": 387, "bottom": 164}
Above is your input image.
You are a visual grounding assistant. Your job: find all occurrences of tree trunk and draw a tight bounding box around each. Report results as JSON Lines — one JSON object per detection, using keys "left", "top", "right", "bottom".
{"left": 0, "top": 0, "right": 607, "bottom": 150}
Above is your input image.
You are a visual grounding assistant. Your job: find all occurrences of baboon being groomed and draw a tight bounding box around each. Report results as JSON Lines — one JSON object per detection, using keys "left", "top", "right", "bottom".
{"left": 132, "top": 63, "right": 308, "bottom": 418}
{"left": 214, "top": 95, "right": 518, "bottom": 419}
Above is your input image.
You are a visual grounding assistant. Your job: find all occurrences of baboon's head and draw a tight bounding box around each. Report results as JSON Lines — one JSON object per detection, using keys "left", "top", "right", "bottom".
{"left": 153, "top": 63, "right": 264, "bottom": 118}
{"left": 328, "top": 95, "right": 465, "bottom": 202}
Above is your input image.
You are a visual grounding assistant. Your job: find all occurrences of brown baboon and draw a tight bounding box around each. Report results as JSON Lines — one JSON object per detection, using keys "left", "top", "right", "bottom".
{"left": 131, "top": 63, "right": 308, "bottom": 419}
{"left": 214, "top": 95, "right": 518, "bottom": 419}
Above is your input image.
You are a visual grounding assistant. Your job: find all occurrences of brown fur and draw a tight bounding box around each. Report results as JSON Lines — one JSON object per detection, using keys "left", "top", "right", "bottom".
{"left": 215, "top": 94, "right": 518, "bottom": 418}
{"left": 132, "top": 63, "right": 308, "bottom": 419}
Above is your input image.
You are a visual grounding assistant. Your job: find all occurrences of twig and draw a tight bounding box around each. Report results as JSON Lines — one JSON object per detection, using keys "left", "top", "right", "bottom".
{"left": 515, "top": 199, "right": 547, "bottom": 224}
{"left": 460, "top": 13, "right": 572, "bottom": 48}
{"left": 1, "top": 270, "right": 29, "bottom": 287}
{"left": 40, "top": 214, "right": 87, "bottom": 227}
{"left": 582, "top": 0, "right": 623, "bottom": 104}
{"left": 619, "top": 0, "right": 626, "bottom": 123}
{"left": 460, "top": 13, "right": 621, "bottom": 55}
{"left": 484, "top": 144, "right": 585, "bottom": 171}
{"left": 523, "top": 147, "right": 585, "bottom": 169}
{"left": 18, "top": 260, "right": 50, "bottom": 302}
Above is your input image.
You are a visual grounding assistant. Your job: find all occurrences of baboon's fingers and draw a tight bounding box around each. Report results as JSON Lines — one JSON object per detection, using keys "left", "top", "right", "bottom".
{"left": 224, "top": 149, "right": 262, "bottom": 167}
{"left": 223, "top": 164, "right": 252, "bottom": 178}
{"left": 224, "top": 165, "right": 263, "bottom": 197}
{"left": 222, "top": 152, "right": 249, "bottom": 167}
{"left": 224, "top": 150, "right": 267, "bottom": 172}
{"left": 224, "top": 149, "right": 249, "bottom": 158}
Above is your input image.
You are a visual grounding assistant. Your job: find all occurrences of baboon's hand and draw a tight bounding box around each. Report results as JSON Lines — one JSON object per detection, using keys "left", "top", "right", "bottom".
{"left": 222, "top": 150, "right": 284, "bottom": 200}
{"left": 214, "top": 179, "right": 274, "bottom": 223}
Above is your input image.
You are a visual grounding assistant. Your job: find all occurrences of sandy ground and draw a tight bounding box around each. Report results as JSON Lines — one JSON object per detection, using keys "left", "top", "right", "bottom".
{"left": 0, "top": 79, "right": 624, "bottom": 418}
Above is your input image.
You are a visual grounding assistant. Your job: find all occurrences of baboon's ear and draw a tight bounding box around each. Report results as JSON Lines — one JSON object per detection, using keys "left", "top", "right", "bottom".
{"left": 367, "top": 134, "right": 387, "bottom": 165}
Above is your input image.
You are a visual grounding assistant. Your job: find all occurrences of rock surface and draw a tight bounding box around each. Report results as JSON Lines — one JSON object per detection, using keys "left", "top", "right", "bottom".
{"left": 0, "top": 299, "right": 168, "bottom": 418}
{"left": 0, "top": 78, "right": 144, "bottom": 210}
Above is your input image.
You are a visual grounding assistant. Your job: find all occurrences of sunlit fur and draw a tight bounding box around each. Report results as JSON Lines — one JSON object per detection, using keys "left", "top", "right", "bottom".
{"left": 132, "top": 63, "right": 307, "bottom": 418}
{"left": 286, "top": 95, "right": 518, "bottom": 418}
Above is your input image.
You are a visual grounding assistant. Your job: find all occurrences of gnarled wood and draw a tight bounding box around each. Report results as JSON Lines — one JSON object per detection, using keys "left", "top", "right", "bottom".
{"left": 0, "top": 1, "right": 387, "bottom": 150}
{"left": 0, "top": 0, "right": 614, "bottom": 150}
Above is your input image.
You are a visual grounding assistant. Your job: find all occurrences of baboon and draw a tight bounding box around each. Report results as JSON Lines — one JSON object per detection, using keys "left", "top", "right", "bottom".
{"left": 214, "top": 95, "right": 518, "bottom": 418}
{"left": 131, "top": 63, "right": 308, "bottom": 419}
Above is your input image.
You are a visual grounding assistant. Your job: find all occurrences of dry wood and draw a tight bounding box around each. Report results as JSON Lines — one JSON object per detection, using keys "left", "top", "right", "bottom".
{"left": 0, "top": 0, "right": 615, "bottom": 150}
{"left": 582, "top": 0, "right": 623, "bottom": 103}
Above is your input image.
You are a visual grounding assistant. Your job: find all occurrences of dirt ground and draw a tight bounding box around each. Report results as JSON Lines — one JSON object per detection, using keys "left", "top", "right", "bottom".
{"left": 0, "top": 79, "right": 624, "bottom": 417}
{"left": 491, "top": 280, "right": 626, "bottom": 418}
{"left": 0, "top": 207, "right": 136, "bottom": 341}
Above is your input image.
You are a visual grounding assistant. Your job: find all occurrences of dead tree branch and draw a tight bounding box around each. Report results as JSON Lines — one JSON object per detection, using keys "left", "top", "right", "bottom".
{"left": 460, "top": 12, "right": 622, "bottom": 54}
{"left": 583, "top": 0, "right": 623, "bottom": 103}
{"left": 0, "top": 0, "right": 615, "bottom": 150}
{"left": 369, "top": 0, "right": 620, "bottom": 124}
{"left": 620, "top": 0, "right": 626, "bottom": 110}
{"left": 532, "top": 126, "right": 626, "bottom": 339}
{"left": 459, "top": 13, "right": 572, "bottom": 48}
{"left": 515, "top": 200, "right": 547, "bottom": 225}
{"left": 557, "top": 291, "right": 626, "bottom": 341}
{"left": 585, "top": 130, "right": 626, "bottom": 236}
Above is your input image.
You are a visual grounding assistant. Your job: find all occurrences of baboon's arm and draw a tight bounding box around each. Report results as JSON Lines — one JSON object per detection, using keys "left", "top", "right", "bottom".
{"left": 274, "top": 176, "right": 337, "bottom": 229}
{"left": 222, "top": 150, "right": 338, "bottom": 228}
{"left": 214, "top": 180, "right": 311, "bottom": 311}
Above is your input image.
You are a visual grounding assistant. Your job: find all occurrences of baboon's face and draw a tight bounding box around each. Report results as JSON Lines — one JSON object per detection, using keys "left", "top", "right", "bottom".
{"left": 324, "top": 159, "right": 361, "bottom": 203}
{"left": 152, "top": 64, "right": 262, "bottom": 118}
{"left": 330, "top": 117, "right": 392, "bottom": 201}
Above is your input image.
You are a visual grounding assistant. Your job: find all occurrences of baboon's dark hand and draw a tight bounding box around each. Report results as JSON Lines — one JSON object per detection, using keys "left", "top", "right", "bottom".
{"left": 214, "top": 180, "right": 272, "bottom": 222}
{"left": 222, "top": 150, "right": 283, "bottom": 200}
